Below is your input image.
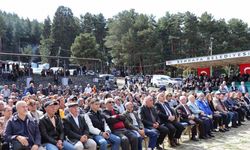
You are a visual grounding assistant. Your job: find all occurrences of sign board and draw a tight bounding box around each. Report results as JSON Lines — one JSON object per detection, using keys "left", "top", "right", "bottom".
{"left": 166, "top": 50, "right": 250, "bottom": 65}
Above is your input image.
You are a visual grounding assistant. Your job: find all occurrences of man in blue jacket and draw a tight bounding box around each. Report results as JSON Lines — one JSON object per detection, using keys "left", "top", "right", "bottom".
{"left": 4, "top": 101, "right": 43, "bottom": 150}
{"left": 196, "top": 93, "right": 225, "bottom": 132}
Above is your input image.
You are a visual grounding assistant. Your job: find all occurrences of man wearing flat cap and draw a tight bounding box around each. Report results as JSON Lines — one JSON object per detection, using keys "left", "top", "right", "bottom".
{"left": 63, "top": 102, "right": 96, "bottom": 150}
{"left": 64, "top": 95, "right": 84, "bottom": 116}
{"left": 39, "top": 100, "right": 75, "bottom": 150}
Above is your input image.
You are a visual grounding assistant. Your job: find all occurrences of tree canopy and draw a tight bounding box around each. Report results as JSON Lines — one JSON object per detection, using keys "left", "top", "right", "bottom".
{"left": 0, "top": 8, "right": 250, "bottom": 73}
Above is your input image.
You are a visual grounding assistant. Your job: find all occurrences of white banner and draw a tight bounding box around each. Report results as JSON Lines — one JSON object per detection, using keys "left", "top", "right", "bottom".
{"left": 166, "top": 50, "right": 250, "bottom": 65}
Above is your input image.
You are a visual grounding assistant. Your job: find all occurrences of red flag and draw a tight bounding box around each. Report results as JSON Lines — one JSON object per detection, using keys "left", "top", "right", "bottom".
{"left": 240, "top": 64, "right": 250, "bottom": 75}
{"left": 197, "top": 68, "right": 210, "bottom": 77}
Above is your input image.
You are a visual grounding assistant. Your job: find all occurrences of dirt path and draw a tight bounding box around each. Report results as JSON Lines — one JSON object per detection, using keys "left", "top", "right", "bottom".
{"left": 164, "top": 120, "right": 250, "bottom": 150}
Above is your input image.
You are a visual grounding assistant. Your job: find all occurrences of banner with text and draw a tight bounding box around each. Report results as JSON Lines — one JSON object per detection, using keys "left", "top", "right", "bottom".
{"left": 166, "top": 50, "right": 250, "bottom": 65}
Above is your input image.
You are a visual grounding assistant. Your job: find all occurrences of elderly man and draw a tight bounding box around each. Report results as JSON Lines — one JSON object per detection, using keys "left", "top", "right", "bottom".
{"left": 4, "top": 101, "right": 42, "bottom": 150}
{"left": 85, "top": 98, "right": 121, "bottom": 150}
{"left": 140, "top": 96, "right": 169, "bottom": 150}
{"left": 124, "top": 101, "right": 158, "bottom": 150}
{"left": 103, "top": 97, "right": 139, "bottom": 150}
{"left": 63, "top": 102, "right": 96, "bottom": 150}
{"left": 175, "top": 96, "right": 199, "bottom": 141}
{"left": 39, "top": 100, "right": 74, "bottom": 150}
{"left": 155, "top": 92, "right": 185, "bottom": 147}
{"left": 213, "top": 91, "right": 233, "bottom": 129}
{"left": 187, "top": 95, "right": 214, "bottom": 138}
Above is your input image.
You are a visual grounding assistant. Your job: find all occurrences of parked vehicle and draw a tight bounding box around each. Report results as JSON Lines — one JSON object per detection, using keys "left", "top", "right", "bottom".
{"left": 86, "top": 70, "right": 95, "bottom": 76}
{"left": 172, "top": 77, "right": 183, "bottom": 86}
{"left": 151, "top": 75, "right": 178, "bottom": 87}
{"left": 99, "top": 74, "right": 117, "bottom": 83}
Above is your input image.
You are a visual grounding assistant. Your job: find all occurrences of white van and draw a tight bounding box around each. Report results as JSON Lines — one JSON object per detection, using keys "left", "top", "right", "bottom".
{"left": 151, "top": 75, "right": 178, "bottom": 87}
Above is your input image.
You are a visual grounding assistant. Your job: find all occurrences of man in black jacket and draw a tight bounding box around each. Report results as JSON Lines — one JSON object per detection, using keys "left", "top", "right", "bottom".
{"left": 63, "top": 102, "right": 96, "bottom": 150}
{"left": 175, "top": 96, "right": 200, "bottom": 141}
{"left": 155, "top": 93, "right": 184, "bottom": 147}
{"left": 139, "top": 96, "right": 169, "bottom": 150}
{"left": 39, "top": 100, "right": 74, "bottom": 150}
{"left": 85, "top": 98, "right": 121, "bottom": 150}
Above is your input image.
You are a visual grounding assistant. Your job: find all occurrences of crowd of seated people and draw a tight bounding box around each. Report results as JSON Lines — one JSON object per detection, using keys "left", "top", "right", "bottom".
{"left": 182, "top": 74, "right": 250, "bottom": 92}
{"left": 0, "top": 78, "right": 250, "bottom": 150}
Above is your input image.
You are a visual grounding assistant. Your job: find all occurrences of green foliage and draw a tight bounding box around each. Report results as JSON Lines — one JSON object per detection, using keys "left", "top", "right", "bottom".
{"left": 0, "top": 11, "right": 42, "bottom": 60}
{"left": 51, "top": 6, "right": 80, "bottom": 66}
{"left": 0, "top": 15, "right": 6, "bottom": 51}
{"left": 0, "top": 15, "right": 5, "bottom": 36}
{"left": 80, "top": 13, "right": 107, "bottom": 59}
{"left": 1, "top": 8, "right": 250, "bottom": 73}
{"left": 42, "top": 16, "right": 51, "bottom": 39}
{"left": 39, "top": 16, "right": 52, "bottom": 63}
{"left": 105, "top": 9, "right": 163, "bottom": 73}
{"left": 21, "top": 44, "right": 32, "bottom": 62}
{"left": 70, "top": 33, "right": 100, "bottom": 65}
{"left": 39, "top": 37, "right": 53, "bottom": 63}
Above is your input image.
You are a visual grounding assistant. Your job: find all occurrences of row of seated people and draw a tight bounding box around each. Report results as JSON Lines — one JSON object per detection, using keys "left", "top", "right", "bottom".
{"left": 1, "top": 89, "right": 250, "bottom": 150}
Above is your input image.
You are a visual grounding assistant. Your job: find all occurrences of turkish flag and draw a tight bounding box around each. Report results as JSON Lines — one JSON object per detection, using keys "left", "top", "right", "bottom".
{"left": 197, "top": 68, "right": 210, "bottom": 77}
{"left": 240, "top": 64, "right": 250, "bottom": 75}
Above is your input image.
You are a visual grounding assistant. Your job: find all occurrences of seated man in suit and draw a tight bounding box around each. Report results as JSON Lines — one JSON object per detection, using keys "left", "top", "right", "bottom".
{"left": 39, "top": 100, "right": 75, "bottom": 150}
{"left": 124, "top": 101, "right": 158, "bottom": 150}
{"left": 140, "top": 96, "right": 169, "bottom": 150}
{"left": 175, "top": 96, "right": 200, "bottom": 141}
{"left": 103, "top": 98, "right": 139, "bottom": 150}
{"left": 230, "top": 82, "right": 238, "bottom": 91}
{"left": 155, "top": 92, "right": 184, "bottom": 147}
{"left": 85, "top": 98, "right": 121, "bottom": 150}
{"left": 63, "top": 102, "right": 96, "bottom": 150}
{"left": 224, "top": 92, "right": 243, "bottom": 127}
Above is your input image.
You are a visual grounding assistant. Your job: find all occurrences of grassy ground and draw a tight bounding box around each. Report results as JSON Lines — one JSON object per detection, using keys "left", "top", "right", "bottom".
{"left": 163, "top": 120, "right": 250, "bottom": 150}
